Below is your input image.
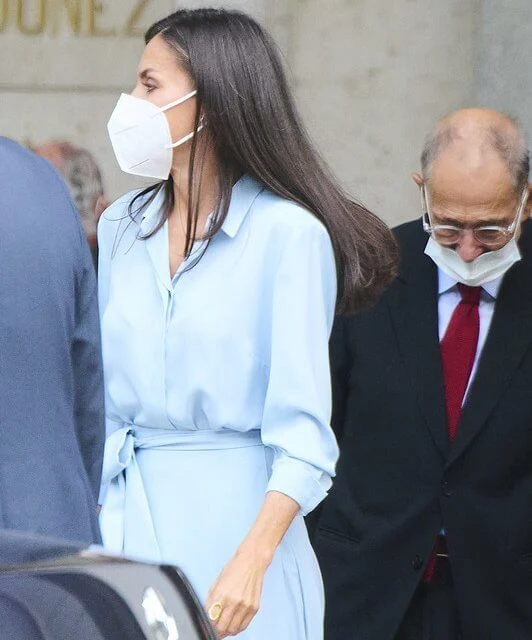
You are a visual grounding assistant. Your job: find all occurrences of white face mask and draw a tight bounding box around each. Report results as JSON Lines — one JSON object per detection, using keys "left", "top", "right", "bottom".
{"left": 424, "top": 235, "right": 522, "bottom": 286}
{"left": 107, "top": 90, "right": 203, "bottom": 180}
{"left": 423, "top": 184, "right": 528, "bottom": 286}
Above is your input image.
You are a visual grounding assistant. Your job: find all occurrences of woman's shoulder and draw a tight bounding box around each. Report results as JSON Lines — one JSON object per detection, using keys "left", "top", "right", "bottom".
{"left": 98, "top": 187, "right": 158, "bottom": 243}
{"left": 100, "top": 189, "right": 145, "bottom": 226}
{"left": 97, "top": 188, "right": 152, "bottom": 254}
{"left": 252, "top": 183, "right": 330, "bottom": 241}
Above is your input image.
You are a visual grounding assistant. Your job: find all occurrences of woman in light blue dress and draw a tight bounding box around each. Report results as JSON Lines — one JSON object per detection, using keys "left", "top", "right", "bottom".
{"left": 98, "top": 8, "right": 397, "bottom": 639}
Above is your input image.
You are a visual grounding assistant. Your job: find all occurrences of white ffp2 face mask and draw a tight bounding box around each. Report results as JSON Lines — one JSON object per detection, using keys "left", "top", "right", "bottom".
{"left": 425, "top": 236, "right": 522, "bottom": 286}
{"left": 107, "top": 90, "right": 203, "bottom": 180}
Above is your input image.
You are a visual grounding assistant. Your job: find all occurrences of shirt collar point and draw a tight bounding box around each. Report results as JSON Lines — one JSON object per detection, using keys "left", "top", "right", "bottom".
{"left": 437, "top": 267, "right": 503, "bottom": 298}
{"left": 220, "top": 175, "right": 264, "bottom": 239}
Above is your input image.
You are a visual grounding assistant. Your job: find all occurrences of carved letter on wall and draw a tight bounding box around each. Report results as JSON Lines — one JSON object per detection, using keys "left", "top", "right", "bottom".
{"left": 124, "top": 0, "right": 149, "bottom": 37}
{"left": 57, "top": 0, "right": 82, "bottom": 35}
{"left": 17, "top": 0, "right": 47, "bottom": 35}
{"left": 88, "top": 0, "right": 115, "bottom": 37}
{"left": 0, "top": 0, "right": 8, "bottom": 32}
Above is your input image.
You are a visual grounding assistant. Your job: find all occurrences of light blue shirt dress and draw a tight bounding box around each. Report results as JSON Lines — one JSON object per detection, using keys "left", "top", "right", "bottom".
{"left": 98, "top": 175, "right": 339, "bottom": 639}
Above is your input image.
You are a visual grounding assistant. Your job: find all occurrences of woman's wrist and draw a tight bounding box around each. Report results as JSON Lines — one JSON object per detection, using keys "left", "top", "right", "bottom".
{"left": 236, "top": 537, "right": 276, "bottom": 570}
{"left": 235, "top": 491, "right": 300, "bottom": 569}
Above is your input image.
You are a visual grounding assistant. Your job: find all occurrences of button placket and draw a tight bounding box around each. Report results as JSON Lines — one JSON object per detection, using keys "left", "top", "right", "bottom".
{"left": 442, "top": 480, "right": 453, "bottom": 497}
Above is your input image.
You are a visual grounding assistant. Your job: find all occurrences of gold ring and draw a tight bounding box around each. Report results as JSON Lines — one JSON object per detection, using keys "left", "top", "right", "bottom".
{"left": 208, "top": 602, "right": 223, "bottom": 622}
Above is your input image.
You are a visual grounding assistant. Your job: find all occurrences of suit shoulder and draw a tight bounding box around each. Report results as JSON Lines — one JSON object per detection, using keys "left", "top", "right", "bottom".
{"left": 519, "top": 219, "right": 532, "bottom": 255}
{"left": 393, "top": 218, "right": 424, "bottom": 245}
{"left": 0, "top": 137, "right": 39, "bottom": 166}
{"left": 1, "top": 136, "right": 54, "bottom": 176}
{"left": 0, "top": 139, "right": 86, "bottom": 252}
{"left": 337, "top": 222, "right": 421, "bottom": 327}
{"left": 0, "top": 137, "right": 72, "bottom": 197}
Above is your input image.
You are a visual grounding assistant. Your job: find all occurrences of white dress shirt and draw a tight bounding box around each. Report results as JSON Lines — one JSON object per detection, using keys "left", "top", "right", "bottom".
{"left": 437, "top": 268, "right": 503, "bottom": 397}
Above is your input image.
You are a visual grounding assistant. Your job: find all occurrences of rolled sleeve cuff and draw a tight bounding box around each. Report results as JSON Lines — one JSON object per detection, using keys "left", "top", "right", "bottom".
{"left": 266, "top": 456, "right": 332, "bottom": 516}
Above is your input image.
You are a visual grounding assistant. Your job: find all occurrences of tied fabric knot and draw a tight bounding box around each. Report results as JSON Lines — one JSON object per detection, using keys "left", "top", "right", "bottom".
{"left": 98, "top": 425, "right": 263, "bottom": 564}
{"left": 423, "top": 283, "right": 481, "bottom": 583}
{"left": 457, "top": 283, "right": 481, "bottom": 307}
{"left": 99, "top": 427, "right": 161, "bottom": 563}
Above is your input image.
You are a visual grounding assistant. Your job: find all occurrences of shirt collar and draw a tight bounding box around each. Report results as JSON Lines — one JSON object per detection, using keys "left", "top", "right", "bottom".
{"left": 140, "top": 174, "right": 264, "bottom": 238}
{"left": 139, "top": 186, "right": 165, "bottom": 232}
{"left": 437, "top": 267, "right": 503, "bottom": 299}
{"left": 219, "top": 174, "right": 265, "bottom": 238}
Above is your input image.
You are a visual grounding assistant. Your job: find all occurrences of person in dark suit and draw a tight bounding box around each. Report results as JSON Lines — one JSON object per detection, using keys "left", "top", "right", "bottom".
{"left": 0, "top": 137, "right": 104, "bottom": 544}
{"left": 313, "top": 108, "right": 532, "bottom": 640}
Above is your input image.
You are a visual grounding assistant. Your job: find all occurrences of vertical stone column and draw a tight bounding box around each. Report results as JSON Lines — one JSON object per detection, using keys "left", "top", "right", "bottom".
{"left": 474, "top": 0, "right": 532, "bottom": 142}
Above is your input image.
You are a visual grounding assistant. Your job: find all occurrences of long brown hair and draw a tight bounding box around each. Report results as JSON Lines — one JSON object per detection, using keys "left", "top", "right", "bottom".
{"left": 130, "top": 8, "right": 398, "bottom": 313}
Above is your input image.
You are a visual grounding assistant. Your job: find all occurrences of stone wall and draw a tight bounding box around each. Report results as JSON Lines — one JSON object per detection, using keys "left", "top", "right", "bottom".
{"left": 275, "top": 0, "right": 479, "bottom": 224}
{"left": 0, "top": 1, "right": 176, "bottom": 199}
{"left": 474, "top": 0, "right": 532, "bottom": 144}
{"left": 1, "top": 1, "right": 527, "bottom": 226}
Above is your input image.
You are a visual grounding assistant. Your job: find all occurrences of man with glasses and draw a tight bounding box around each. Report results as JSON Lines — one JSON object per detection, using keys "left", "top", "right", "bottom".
{"left": 313, "top": 108, "right": 532, "bottom": 640}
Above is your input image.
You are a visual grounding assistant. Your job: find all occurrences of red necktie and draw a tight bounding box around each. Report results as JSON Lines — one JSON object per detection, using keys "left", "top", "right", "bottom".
{"left": 440, "top": 283, "right": 481, "bottom": 441}
{"left": 422, "top": 284, "right": 481, "bottom": 582}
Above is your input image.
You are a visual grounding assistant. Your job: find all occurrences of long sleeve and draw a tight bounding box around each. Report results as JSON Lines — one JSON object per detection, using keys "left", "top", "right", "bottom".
{"left": 72, "top": 228, "right": 105, "bottom": 500}
{"left": 261, "top": 219, "right": 339, "bottom": 516}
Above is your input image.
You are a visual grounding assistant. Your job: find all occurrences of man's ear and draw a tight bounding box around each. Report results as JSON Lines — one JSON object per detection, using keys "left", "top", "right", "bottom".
{"left": 412, "top": 172, "right": 424, "bottom": 188}
{"left": 525, "top": 183, "right": 532, "bottom": 220}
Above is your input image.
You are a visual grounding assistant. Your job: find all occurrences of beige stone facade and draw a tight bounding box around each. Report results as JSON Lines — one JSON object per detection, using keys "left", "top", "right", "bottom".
{"left": 1, "top": 1, "right": 529, "bottom": 225}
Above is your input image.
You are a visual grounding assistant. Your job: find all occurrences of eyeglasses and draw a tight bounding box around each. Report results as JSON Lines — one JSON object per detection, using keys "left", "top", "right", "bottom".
{"left": 422, "top": 186, "right": 529, "bottom": 248}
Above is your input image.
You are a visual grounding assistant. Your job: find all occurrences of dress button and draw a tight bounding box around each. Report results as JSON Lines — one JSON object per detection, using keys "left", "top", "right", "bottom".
{"left": 411, "top": 555, "right": 423, "bottom": 570}
{"left": 442, "top": 481, "right": 453, "bottom": 497}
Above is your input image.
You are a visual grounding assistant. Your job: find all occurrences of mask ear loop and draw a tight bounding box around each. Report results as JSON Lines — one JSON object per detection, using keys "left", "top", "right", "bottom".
{"left": 163, "top": 96, "right": 206, "bottom": 150}
{"left": 421, "top": 185, "right": 432, "bottom": 233}
{"left": 166, "top": 122, "right": 205, "bottom": 149}
{"left": 159, "top": 89, "right": 198, "bottom": 112}
{"left": 509, "top": 187, "right": 529, "bottom": 235}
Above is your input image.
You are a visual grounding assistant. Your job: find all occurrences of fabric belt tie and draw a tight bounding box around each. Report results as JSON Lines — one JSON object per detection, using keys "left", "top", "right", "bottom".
{"left": 99, "top": 425, "right": 263, "bottom": 563}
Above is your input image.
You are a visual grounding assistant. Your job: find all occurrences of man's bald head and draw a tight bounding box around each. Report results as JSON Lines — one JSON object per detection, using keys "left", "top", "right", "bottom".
{"left": 415, "top": 108, "right": 531, "bottom": 263}
{"left": 421, "top": 108, "right": 530, "bottom": 194}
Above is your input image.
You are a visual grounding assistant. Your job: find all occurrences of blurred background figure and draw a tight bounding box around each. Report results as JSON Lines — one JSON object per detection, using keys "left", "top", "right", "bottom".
{"left": 34, "top": 141, "right": 109, "bottom": 267}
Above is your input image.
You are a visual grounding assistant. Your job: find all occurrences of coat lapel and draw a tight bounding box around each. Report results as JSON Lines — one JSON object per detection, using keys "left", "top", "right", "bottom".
{"left": 447, "top": 230, "right": 532, "bottom": 466}
{"left": 387, "top": 224, "right": 449, "bottom": 460}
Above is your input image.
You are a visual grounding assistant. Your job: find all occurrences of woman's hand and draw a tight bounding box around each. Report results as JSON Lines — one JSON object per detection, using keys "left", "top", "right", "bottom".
{"left": 205, "top": 543, "right": 270, "bottom": 638}
{"left": 206, "top": 491, "right": 300, "bottom": 637}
